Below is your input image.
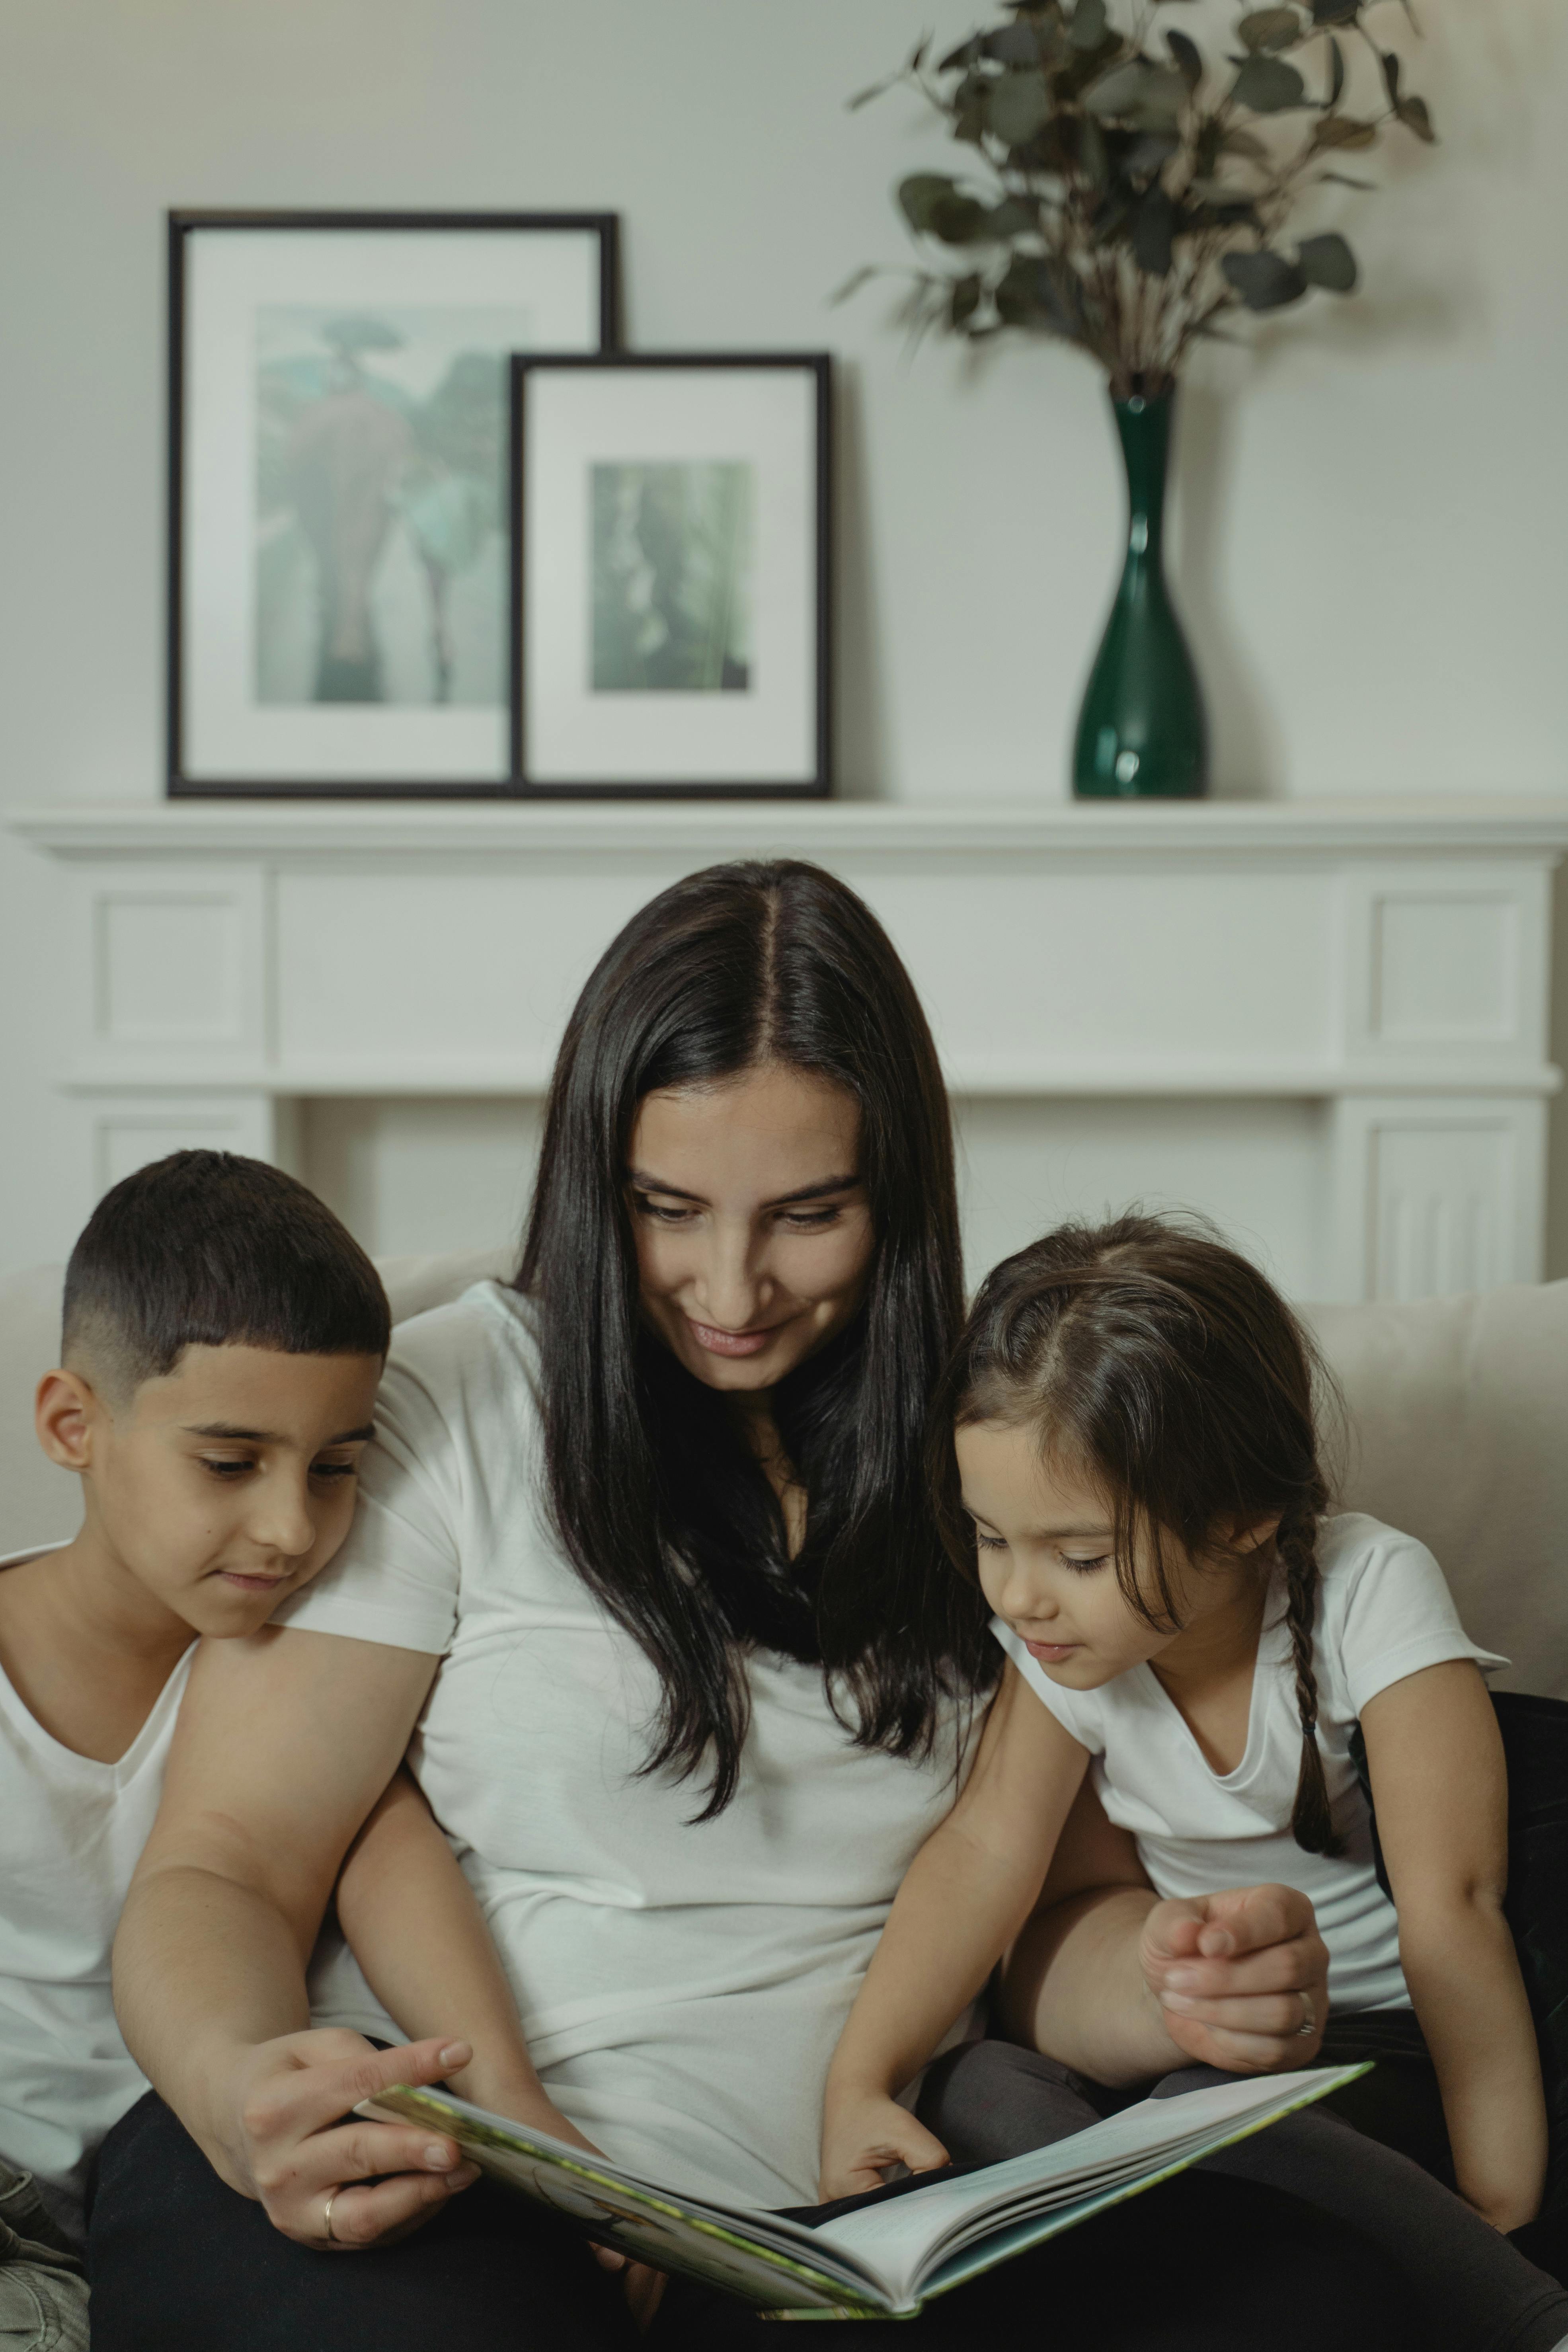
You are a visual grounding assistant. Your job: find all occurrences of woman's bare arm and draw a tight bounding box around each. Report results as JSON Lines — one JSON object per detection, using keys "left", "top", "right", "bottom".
{"left": 113, "top": 1625, "right": 480, "bottom": 2247}
{"left": 336, "top": 1769, "right": 597, "bottom": 2148}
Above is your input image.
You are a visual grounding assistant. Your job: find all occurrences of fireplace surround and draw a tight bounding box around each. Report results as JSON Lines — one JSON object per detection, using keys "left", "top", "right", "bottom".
{"left": 10, "top": 798, "right": 1565, "bottom": 1303}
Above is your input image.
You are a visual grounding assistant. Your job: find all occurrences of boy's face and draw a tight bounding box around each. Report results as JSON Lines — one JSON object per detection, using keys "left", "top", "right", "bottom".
{"left": 40, "top": 1345, "right": 382, "bottom": 1637}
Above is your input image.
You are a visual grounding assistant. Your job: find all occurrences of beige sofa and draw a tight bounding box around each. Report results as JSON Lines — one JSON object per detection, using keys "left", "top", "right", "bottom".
{"left": 2, "top": 1251, "right": 1564, "bottom": 1702}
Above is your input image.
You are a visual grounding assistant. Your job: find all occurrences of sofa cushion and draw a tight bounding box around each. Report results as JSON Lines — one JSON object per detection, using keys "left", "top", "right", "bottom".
{"left": 1307, "top": 1285, "right": 1568, "bottom": 1702}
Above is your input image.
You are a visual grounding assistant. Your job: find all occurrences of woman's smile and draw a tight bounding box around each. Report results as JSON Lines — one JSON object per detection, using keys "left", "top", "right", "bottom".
{"left": 683, "top": 1316, "right": 787, "bottom": 1359}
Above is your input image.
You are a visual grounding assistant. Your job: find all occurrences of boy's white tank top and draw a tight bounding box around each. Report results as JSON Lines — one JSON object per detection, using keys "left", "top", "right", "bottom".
{"left": 994, "top": 1513, "right": 1506, "bottom": 2013}
{"left": 0, "top": 1545, "right": 194, "bottom": 2239}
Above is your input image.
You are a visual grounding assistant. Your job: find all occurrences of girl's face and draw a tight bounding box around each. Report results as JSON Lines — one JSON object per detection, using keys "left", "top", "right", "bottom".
{"left": 627, "top": 1064, "right": 875, "bottom": 1395}
{"left": 955, "top": 1419, "right": 1256, "bottom": 1689}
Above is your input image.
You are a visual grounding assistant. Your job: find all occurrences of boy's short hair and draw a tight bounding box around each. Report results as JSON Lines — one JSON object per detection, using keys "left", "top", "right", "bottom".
{"left": 62, "top": 1151, "right": 390, "bottom": 1400}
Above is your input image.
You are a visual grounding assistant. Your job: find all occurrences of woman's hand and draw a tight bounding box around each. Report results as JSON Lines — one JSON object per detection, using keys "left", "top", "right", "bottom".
{"left": 1139, "top": 1885, "right": 1330, "bottom": 2073}
{"left": 227, "top": 2029, "right": 480, "bottom": 2247}
{"left": 457, "top": 2065, "right": 669, "bottom": 2331}
{"left": 819, "top": 2088, "right": 950, "bottom": 2204}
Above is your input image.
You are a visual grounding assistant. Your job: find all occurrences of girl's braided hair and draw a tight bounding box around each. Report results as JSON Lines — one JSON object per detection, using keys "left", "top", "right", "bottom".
{"left": 931, "top": 1211, "right": 1345, "bottom": 1856}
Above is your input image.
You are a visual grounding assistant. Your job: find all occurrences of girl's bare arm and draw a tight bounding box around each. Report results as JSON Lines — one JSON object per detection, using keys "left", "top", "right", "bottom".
{"left": 819, "top": 1665, "right": 1089, "bottom": 2198}
{"left": 1362, "top": 1659, "right": 1547, "bottom": 2232}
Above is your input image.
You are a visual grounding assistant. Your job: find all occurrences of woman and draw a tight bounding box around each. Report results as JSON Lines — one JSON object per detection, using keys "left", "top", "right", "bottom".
{"left": 91, "top": 862, "right": 1410, "bottom": 2348}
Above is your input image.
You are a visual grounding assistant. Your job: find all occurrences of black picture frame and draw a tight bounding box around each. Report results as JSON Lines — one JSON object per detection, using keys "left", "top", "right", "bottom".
{"left": 168, "top": 208, "right": 620, "bottom": 800}
{"left": 510, "top": 352, "right": 832, "bottom": 800}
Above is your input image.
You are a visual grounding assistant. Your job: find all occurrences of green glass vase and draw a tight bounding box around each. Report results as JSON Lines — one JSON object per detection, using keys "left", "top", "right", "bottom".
{"left": 1072, "top": 390, "right": 1208, "bottom": 800}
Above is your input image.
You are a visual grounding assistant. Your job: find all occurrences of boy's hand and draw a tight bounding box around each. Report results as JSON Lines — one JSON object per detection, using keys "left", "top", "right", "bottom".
{"left": 1139, "top": 1885, "right": 1329, "bottom": 2073}
{"left": 819, "top": 2090, "right": 950, "bottom": 2204}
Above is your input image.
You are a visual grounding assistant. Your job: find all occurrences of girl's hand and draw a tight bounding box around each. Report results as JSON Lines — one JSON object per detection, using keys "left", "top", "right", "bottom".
{"left": 1139, "top": 1885, "right": 1330, "bottom": 2073}
{"left": 819, "top": 2091, "right": 950, "bottom": 2203}
{"left": 228, "top": 2030, "right": 480, "bottom": 2247}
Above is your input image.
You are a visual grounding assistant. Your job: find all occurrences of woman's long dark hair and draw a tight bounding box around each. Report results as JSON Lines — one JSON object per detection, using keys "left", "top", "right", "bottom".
{"left": 931, "top": 1212, "right": 1347, "bottom": 1857}
{"left": 518, "top": 858, "right": 992, "bottom": 1817}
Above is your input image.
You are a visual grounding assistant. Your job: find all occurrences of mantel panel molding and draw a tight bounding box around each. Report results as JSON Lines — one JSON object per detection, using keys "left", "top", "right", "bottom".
{"left": 12, "top": 798, "right": 1566, "bottom": 1302}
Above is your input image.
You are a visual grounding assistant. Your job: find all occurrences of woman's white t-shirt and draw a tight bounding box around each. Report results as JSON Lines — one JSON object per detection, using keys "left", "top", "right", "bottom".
{"left": 993, "top": 1514, "right": 1505, "bottom": 2014}
{"left": 279, "top": 1283, "right": 971, "bottom": 2212}
{"left": 0, "top": 1545, "right": 194, "bottom": 2239}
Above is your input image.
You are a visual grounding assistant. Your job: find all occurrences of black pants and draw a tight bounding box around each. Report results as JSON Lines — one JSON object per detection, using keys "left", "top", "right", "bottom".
{"left": 89, "top": 2083, "right": 1429, "bottom": 2352}
{"left": 915, "top": 2033, "right": 1568, "bottom": 2352}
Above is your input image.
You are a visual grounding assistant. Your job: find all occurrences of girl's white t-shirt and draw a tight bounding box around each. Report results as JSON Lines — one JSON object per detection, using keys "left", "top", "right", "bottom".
{"left": 0, "top": 1545, "right": 194, "bottom": 2239}
{"left": 278, "top": 1282, "right": 972, "bottom": 2212}
{"left": 993, "top": 1513, "right": 1505, "bottom": 2013}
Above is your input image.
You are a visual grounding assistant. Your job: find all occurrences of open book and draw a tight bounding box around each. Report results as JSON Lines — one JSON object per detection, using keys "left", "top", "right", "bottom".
{"left": 366, "top": 2063, "right": 1366, "bottom": 2318}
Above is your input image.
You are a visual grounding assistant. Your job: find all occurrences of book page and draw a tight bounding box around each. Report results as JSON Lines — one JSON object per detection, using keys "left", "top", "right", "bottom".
{"left": 811, "top": 2066, "right": 1367, "bottom": 2309}
{"left": 361, "top": 2085, "right": 891, "bottom": 2313}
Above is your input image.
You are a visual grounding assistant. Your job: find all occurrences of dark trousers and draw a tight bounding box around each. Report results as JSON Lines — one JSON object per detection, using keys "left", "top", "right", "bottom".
{"left": 89, "top": 2083, "right": 1431, "bottom": 2352}
{"left": 915, "top": 2030, "right": 1568, "bottom": 2352}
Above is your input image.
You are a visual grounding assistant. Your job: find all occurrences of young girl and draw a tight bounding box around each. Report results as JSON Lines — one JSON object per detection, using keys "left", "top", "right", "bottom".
{"left": 820, "top": 1213, "right": 1550, "bottom": 2243}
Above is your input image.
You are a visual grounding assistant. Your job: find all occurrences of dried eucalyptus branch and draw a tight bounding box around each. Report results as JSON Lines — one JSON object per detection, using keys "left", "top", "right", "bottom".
{"left": 842, "top": 0, "right": 1435, "bottom": 397}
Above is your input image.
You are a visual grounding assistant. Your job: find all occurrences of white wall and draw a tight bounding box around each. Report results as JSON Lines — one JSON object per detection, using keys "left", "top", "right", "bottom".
{"left": 3, "top": 0, "right": 1567, "bottom": 1284}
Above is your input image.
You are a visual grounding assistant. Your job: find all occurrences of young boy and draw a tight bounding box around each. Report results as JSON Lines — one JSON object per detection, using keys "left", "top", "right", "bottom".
{"left": 0, "top": 1149, "right": 390, "bottom": 2345}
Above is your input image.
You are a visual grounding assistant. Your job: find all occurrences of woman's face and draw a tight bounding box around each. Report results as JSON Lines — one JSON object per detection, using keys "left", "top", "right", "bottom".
{"left": 627, "top": 1064, "right": 875, "bottom": 1394}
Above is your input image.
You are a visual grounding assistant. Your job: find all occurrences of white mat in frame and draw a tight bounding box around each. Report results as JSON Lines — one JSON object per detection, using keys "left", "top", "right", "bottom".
{"left": 174, "top": 211, "right": 616, "bottom": 793}
{"left": 514, "top": 353, "right": 830, "bottom": 796}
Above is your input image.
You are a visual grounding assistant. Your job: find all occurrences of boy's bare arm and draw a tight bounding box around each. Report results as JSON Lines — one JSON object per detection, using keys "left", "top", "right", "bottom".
{"left": 335, "top": 1769, "right": 598, "bottom": 2151}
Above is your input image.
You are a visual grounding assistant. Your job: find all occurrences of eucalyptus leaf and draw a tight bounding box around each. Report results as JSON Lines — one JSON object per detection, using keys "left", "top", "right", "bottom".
{"left": 1166, "top": 29, "right": 1203, "bottom": 90}
{"left": 1297, "top": 230, "right": 1357, "bottom": 291}
{"left": 937, "top": 34, "right": 983, "bottom": 72}
{"left": 1188, "top": 185, "right": 1262, "bottom": 227}
{"left": 1396, "top": 94, "right": 1436, "bottom": 141}
{"left": 1085, "top": 59, "right": 1187, "bottom": 129}
{"left": 1318, "top": 169, "right": 1377, "bottom": 187}
{"left": 1310, "top": 112, "right": 1378, "bottom": 150}
{"left": 900, "top": 174, "right": 997, "bottom": 245}
{"left": 898, "top": 173, "right": 965, "bottom": 233}
{"left": 1231, "top": 53, "right": 1307, "bottom": 110}
{"left": 1078, "top": 108, "right": 1110, "bottom": 189}
{"left": 1311, "top": 0, "right": 1360, "bottom": 20}
{"left": 987, "top": 18, "right": 1054, "bottom": 62}
{"left": 1221, "top": 247, "right": 1308, "bottom": 308}
{"left": 1381, "top": 50, "right": 1400, "bottom": 104}
{"left": 848, "top": 74, "right": 897, "bottom": 111}
{"left": 995, "top": 253, "right": 1054, "bottom": 330}
{"left": 1327, "top": 35, "right": 1345, "bottom": 106}
{"left": 1133, "top": 187, "right": 1177, "bottom": 276}
{"left": 1124, "top": 130, "right": 1180, "bottom": 179}
{"left": 986, "top": 68, "right": 1053, "bottom": 145}
{"left": 830, "top": 264, "right": 882, "bottom": 305}
{"left": 1238, "top": 9, "right": 1301, "bottom": 52}
{"left": 1069, "top": 0, "right": 1108, "bottom": 51}
{"left": 949, "top": 273, "right": 983, "bottom": 327}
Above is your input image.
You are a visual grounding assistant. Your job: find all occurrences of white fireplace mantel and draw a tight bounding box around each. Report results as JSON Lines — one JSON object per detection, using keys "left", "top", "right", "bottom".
{"left": 10, "top": 796, "right": 1567, "bottom": 1302}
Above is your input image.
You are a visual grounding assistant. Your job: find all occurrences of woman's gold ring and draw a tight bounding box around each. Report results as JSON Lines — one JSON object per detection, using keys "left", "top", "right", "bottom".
{"left": 322, "top": 2187, "right": 341, "bottom": 2245}
{"left": 1297, "top": 1993, "right": 1317, "bottom": 2039}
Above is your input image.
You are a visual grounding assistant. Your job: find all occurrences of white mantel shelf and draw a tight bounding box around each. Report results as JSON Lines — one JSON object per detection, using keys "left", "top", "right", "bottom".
{"left": 11, "top": 796, "right": 1567, "bottom": 1302}
{"left": 12, "top": 796, "right": 1568, "bottom": 861}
